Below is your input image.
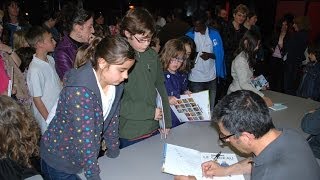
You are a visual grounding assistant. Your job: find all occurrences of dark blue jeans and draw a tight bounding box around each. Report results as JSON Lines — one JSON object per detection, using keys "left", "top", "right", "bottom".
{"left": 41, "top": 159, "right": 81, "bottom": 180}
{"left": 119, "top": 130, "right": 159, "bottom": 149}
{"left": 188, "top": 79, "right": 217, "bottom": 112}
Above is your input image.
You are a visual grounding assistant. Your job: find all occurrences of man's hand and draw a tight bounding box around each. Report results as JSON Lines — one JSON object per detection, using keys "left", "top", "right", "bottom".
{"left": 262, "top": 96, "right": 273, "bottom": 107}
{"left": 201, "top": 160, "right": 229, "bottom": 177}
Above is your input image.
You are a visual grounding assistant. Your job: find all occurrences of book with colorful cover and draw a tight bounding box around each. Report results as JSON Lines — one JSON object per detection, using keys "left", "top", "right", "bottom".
{"left": 170, "top": 90, "right": 211, "bottom": 122}
{"left": 161, "top": 143, "right": 245, "bottom": 180}
{"left": 250, "top": 75, "right": 268, "bottom": 91}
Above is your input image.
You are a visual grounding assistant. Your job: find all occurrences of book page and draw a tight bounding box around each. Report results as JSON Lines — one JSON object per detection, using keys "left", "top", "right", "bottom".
{"left": 170, "top": 90, "right": 211, "bottom": 122}
{"left": 162, "top": 144, "right": 245, "bottom": 180}
{"left": 162, "top": 144, "right": 202, "bottom": 178}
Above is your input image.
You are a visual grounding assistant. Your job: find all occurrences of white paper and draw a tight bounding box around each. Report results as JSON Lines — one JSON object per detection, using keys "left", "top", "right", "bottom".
{"left": 7, "top": 66, "right": 13, "bottom": 96}
{"left": 162, "top": 144, "right": 202, "bottom": 178}
{"left": 7, "top": 80, "right": 12, "bottom": 96}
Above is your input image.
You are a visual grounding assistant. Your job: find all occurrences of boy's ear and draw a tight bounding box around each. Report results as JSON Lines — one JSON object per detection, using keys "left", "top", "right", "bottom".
{"left": 124, "top": 30, "right": 131, "bottom": 38}
{"left": 35, "top": 41, "right": 42, "bottom": 49}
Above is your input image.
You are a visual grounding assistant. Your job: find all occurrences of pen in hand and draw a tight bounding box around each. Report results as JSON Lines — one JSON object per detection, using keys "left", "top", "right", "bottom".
{"left": 202, "top": 151, "right": 222, "bottom": 178}
{"left": 213, "top": 151, "right": 221, "bottom": 161}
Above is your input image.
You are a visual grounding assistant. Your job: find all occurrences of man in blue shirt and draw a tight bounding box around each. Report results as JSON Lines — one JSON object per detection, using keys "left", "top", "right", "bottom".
{"left": 185, "top": 13, "right": 225, "bottom": 111}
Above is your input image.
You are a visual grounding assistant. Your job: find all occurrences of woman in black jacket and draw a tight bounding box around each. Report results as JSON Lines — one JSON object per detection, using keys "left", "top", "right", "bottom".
{"left": 283, "top": 16, "right": 310, "bottom": 95}
{"left": 268, "top": 18, "right": 289, "bottom": 92}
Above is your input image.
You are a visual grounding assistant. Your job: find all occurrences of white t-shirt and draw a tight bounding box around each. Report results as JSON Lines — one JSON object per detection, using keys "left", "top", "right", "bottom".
{"left": 27, "top": 55, "right": 62, "bottom": 134}
{"left": 189, "top": 28, "right": 216, "bottom": 82}
{"left": 93, "top": 69, "right": 116, "bottom": 120}
{"left": 45, "top": 69, "right": 116, "bottom": 134}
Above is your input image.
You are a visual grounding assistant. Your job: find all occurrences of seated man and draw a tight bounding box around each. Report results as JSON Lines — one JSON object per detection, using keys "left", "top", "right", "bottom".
{"left": 301, "top": 108, "right": 320, "bottom": 159}
{"left": 175, "top": 90, "right": 320, "bottom": 180}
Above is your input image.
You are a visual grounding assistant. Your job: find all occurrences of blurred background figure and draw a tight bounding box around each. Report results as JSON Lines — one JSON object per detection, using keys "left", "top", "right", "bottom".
{"left": 2, "top": 0, "right": 31, "bottom": 46}
{"left": 41, "top": 11, "right": 62, "bottom": 44}
{"left": 283, "top": 16, "right": 310, "bottom": 95}
{"left": 93, "top": 11, "right": 110, "bottom": 38}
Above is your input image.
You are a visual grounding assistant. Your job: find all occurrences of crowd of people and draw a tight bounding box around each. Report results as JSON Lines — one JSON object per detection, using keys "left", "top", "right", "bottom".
{"left": 0, "top": 0, "right": 320, "bottom": 179}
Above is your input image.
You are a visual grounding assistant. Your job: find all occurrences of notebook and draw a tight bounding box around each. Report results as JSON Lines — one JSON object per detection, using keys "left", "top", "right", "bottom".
{"left": 269, "top": 103, "right": 288, "bottom": 111}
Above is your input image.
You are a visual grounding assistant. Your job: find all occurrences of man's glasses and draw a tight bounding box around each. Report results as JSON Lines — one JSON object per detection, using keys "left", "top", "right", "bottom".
{"left": 218, "top": 132, "right": 235, "bottom": 144}
{"left": 133, "top": 35, "right": 151, "bottom": 44}
{"left": 170, "top": 57, "right": 185, "bottom": 63}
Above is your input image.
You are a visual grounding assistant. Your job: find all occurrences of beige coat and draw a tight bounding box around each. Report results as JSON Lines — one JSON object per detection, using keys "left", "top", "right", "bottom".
{"left": 2, "top": 52, "right": 31, "bottom": 108}
{"left": 227, "top": 51, "right": 264, "bottom": 97}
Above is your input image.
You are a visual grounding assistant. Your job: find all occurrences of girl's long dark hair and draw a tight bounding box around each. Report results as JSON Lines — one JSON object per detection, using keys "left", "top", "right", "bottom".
{"left": 74, "top": 36, "right": 135, "bottom": 69}
{"left": 234, "top": 30, "right": 261, "bottom": 68}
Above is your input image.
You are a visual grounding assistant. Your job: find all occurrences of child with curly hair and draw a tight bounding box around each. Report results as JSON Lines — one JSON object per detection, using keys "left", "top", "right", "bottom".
{"left": 0, "top": 95, "right": 41, "bottom": 179}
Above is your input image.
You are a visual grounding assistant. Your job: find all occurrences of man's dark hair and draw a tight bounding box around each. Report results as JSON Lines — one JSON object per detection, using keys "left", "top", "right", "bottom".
{"left": 173, "top": 8, "right": 184, "bottom": 20}
{"left": 191, "top": 11, "right": 207, "bottom": 24}
{"left": 212, "top": 90, "right": 274, "bottom": 138}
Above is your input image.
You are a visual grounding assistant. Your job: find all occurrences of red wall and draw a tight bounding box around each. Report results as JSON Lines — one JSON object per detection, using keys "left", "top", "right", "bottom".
{"left": 275, "top": 1, "right": 305, "bottom": 23}
{"left": 307, "top": 2, "right": 320, "bottom": 42}
{"left": 275, "top": 0, "right": 320, "bottom": 42}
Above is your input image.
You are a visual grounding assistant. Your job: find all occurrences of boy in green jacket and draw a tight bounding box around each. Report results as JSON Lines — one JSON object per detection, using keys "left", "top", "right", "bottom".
{"left": 119, "top": 7, "right": 172, "bottom": 148}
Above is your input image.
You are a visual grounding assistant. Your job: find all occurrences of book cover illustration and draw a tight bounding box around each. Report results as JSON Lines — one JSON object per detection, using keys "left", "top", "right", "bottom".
{"left": 162, "top": 143, "right": 245, "bottom": 180}
{"left": 250, "top": 74, "right": 268, "bottom": 91}
{"left": 170, "top": 90, "right": 211, "bottom": 122}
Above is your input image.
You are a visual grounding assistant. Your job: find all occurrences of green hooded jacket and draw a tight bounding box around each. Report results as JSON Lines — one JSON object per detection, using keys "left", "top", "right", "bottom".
{"left": 119, "top": 48, "right": 172, "bottom": 139}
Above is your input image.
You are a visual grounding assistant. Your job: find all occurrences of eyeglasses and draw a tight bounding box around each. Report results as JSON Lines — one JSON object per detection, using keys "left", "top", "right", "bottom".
{"left": 133, "top": 35, "right": 151, "bottom": 44}
{"left": 170, "top": 57, "right": 185, "bottom": 63}
{"left": 218, "top": 132, "right": 235, "bottom": 144}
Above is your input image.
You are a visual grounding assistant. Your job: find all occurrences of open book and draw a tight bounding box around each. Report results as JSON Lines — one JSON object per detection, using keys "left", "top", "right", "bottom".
{"left": 170, "top": 90, "right": 211, "bottom": 122}
{"left": 156, "top": 88, "right": 166, "bottom": 139}
{"left": 162, "top": 143, "right": 245, "bottom": 180}
{"left": 250, "top": 75, "right": 268, "bottom": 91}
